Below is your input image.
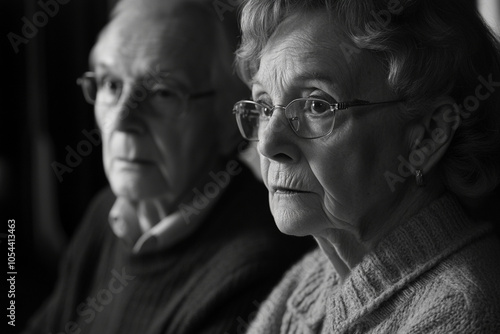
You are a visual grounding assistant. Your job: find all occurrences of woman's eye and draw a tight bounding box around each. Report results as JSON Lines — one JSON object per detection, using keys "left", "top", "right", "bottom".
{"left": 304, "top": 99, "right": 329, "bottom": 115}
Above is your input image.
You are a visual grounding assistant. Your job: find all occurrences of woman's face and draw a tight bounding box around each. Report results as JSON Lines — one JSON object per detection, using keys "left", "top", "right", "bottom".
{"left": 254, "top": 11, "right": 410, "bottom": 240}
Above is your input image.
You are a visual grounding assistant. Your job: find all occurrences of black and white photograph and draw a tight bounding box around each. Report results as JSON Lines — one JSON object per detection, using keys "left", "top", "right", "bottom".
{"left": 3, "top": 0, "right": 500, "bottom": 333}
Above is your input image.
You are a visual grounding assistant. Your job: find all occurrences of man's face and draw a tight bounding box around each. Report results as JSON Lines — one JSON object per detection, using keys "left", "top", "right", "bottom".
{"left": 91, "top": 13, "right": 223, "bottom": 209}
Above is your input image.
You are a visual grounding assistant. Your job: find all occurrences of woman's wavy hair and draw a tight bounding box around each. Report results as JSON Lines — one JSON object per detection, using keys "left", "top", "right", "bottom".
{"left": 236, "top": 0, "right": 500, "bottom": 219}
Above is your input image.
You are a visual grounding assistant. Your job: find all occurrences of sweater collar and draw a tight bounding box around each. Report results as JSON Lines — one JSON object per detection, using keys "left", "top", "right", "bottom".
{"left": 108, "top": 180, "right": 225, "bottom": 254}
{"left": 287, "top": 193, "right": 493, "bottom": 332}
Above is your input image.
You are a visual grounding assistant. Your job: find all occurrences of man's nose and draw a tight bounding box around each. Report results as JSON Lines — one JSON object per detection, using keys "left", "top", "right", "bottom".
{"left": 99, "top": 86, "right": 148, "bottom": 134}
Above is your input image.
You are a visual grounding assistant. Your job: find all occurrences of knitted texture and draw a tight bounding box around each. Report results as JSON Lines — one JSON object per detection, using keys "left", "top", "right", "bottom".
{"left": 247, "top": 193, "right": 500, "bottom": 333}
{"left": 24, "top": 166, "right": 313, "bottom": 334}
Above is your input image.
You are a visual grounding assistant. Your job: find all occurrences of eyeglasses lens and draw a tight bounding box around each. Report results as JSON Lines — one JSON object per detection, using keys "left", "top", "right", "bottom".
{"left": 285, "top": 99, "right": 335, "bottom": 139}
{"left": 80, "top": 75, "right": 97, "bottom": 104}
{"left": 235, "top": 99, "right": 335, "bottom": 140}
{"left": 235, "top": 102, "right": 264, "bottom": 140}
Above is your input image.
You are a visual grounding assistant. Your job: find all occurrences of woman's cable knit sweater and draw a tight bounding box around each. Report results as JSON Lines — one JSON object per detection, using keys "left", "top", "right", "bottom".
{"left": 247, "top": 194, "right": 500, "bottom": 333}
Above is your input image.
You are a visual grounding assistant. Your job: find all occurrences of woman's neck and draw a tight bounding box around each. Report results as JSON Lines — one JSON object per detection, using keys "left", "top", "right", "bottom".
{"left": 314, "top": 182, "right": 446, "bottom": 283}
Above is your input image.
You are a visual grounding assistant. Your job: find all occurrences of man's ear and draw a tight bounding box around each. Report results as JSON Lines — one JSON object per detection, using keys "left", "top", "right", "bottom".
{"left": 406, "top": 96, "right": 461, "bottom": 174}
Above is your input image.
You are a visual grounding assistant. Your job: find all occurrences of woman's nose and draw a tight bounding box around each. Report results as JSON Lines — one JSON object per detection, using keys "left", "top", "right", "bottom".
{"left": 257, "top": 106, "right": 301, "bottom": 164}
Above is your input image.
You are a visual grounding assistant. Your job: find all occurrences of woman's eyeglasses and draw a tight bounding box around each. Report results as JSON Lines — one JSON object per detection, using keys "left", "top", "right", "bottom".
{"left": 233, "top": 98, "right": 402, "bottom": 140}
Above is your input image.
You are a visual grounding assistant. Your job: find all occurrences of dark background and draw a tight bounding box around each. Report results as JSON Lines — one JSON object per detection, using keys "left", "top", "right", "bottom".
{"left": 1, "top": 0, "right": 499, "bottom": 333}
{"left": 2, "top": 0, "right": 115, "bottom": 332}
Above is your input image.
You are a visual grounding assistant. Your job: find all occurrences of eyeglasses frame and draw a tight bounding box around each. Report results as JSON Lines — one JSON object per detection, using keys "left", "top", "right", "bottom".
{"left": 76, "top": 71, "right": 215, "bottom": 107}
{"left": 233, "top": 98, "right": 402, "bottom": 141}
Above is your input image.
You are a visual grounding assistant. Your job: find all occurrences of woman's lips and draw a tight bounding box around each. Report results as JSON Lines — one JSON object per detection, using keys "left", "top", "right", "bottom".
{"left": 273, "top": 186, "right": 309, "bottom": 194}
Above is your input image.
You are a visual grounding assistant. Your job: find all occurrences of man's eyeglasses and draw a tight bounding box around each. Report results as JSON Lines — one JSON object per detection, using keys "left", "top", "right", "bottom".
{"left": 76, "top": 72, "right": 215, "bottom": 114}
{"left": 232, "top": 98, "right": 402, "bottom": 140}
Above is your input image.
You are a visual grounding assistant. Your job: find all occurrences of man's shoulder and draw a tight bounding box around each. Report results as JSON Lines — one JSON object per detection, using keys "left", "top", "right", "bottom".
{"left": 76, "top": 186, "right": 115, "bottom": 228}
{"left": 85, "top": 186, "right": 116, "bottom": 219}
{"left": 68, "top": 186, "right": 116, "bottom": 247}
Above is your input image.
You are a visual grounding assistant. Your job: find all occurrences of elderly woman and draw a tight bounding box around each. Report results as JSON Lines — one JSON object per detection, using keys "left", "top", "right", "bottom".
{"left": 232, "top": 0, "right": 500, "bottom": 332}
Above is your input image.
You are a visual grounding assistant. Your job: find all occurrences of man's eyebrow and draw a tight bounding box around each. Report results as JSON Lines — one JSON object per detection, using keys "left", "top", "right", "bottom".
{"left": 92, "top": 63, "right": 113, "bottom": 72}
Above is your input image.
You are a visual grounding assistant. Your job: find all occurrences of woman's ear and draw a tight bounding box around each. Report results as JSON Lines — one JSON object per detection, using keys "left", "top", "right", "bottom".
{"left": 406, "top": 96, "right": 461, "bottom": 174}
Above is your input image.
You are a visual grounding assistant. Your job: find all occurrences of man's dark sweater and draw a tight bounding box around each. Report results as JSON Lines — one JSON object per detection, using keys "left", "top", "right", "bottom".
{"left": 24, "top": 166, "right": 313, "bottom": 334}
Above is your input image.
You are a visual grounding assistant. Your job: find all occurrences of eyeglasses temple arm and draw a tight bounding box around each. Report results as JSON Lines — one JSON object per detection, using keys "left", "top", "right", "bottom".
{"left": 337, "top": 99, "right": 403, "bottom": 110}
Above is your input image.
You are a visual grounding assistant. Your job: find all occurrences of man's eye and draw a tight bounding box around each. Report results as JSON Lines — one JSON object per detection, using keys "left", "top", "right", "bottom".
{"left": 152, "top": 88, "right": 176, "bottom": 99}
{"left": 100, "top": 77, "right": 122, "bottom": 95}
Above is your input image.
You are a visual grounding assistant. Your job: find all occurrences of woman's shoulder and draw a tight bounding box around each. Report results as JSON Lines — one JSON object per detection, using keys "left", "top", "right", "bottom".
{"left": 404, "top": 233, "right": 500, "bottom": 331}
{"left": 438, "top": 232, "right": 500, "bottom": 300}
{"left": 245, "top": 246, "right": 334, "bottom": 333}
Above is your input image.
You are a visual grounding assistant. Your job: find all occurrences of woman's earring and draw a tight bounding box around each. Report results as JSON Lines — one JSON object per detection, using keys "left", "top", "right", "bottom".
{"left": 415, "top": 169, "right": 424, "bottom": 187}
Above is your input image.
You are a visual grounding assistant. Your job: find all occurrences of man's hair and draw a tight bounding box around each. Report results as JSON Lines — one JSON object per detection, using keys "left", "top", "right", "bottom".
{"left": 111, "top": 0, "right": 241, "bottom": 61}
{"left": 236, "top": 0, "right": 500, "bottom": 206}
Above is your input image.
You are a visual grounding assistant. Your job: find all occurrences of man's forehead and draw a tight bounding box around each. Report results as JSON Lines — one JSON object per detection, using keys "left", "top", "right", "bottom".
{"left": 90, "top": 7, "right": 215, "bottom": 72}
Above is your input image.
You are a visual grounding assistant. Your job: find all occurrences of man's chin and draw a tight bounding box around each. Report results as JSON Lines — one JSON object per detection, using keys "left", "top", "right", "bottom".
{"left": 106, "top": 164, "right": 170, "bottom": 200}
{"left": 109, "top": 176, "right": 168, "bottom": 201}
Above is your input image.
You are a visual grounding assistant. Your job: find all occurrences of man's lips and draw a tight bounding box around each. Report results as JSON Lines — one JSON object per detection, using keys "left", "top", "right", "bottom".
{"left": 114, "top": 157, "right": 156, "bottom": 165}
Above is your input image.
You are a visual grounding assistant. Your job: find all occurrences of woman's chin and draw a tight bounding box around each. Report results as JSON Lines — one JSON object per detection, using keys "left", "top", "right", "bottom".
{"left": 271, "top": 206, "right": 325, "bottom": 237}
{"left": 270, "top": 192, "right": 327, "bottom": 236}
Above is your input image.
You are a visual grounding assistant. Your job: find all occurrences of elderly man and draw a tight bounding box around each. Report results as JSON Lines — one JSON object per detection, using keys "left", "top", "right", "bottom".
{"left": 23, "top": 0, "right": 311, "bottom": 333}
